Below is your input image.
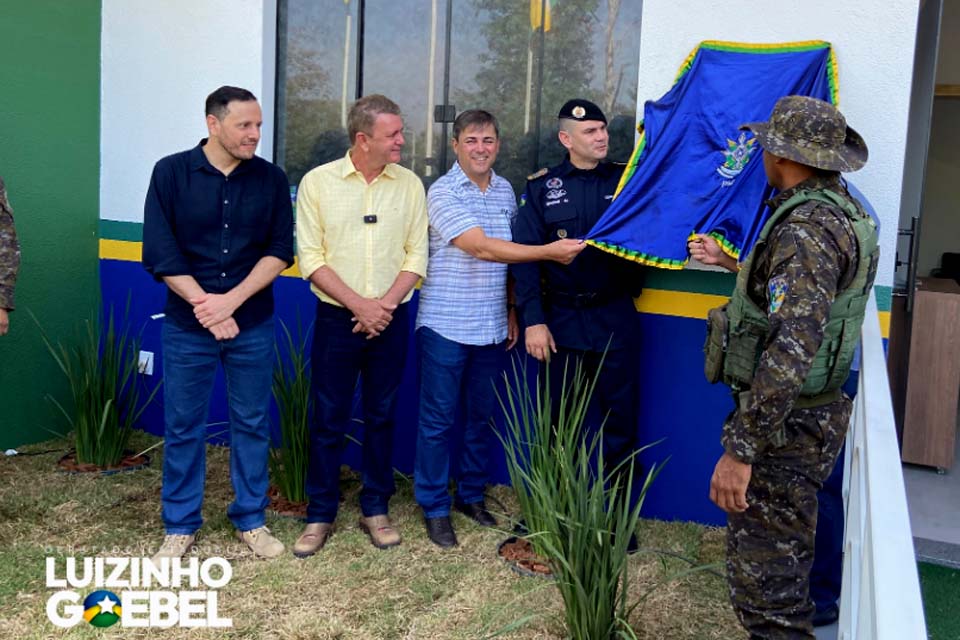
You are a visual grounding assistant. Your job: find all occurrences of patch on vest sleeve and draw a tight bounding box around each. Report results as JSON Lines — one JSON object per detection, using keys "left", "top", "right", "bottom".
{"left": 768, "top": 276, "right": 788, "bottom": 314}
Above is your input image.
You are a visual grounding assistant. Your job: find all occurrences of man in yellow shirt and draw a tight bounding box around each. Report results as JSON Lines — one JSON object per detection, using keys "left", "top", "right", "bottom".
{"left": 293, "top": 94, "right": 428, "bottom": 555}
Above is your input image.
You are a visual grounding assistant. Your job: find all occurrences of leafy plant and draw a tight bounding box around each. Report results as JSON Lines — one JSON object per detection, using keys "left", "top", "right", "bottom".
{"left": 34, "top": 304, "right": 158, "bottom": 467}
{"left": 268, "top": 320, "right": 312, "bottom": 503}
{"left": 496, "top": 355, "right": 662, "bottom": 640}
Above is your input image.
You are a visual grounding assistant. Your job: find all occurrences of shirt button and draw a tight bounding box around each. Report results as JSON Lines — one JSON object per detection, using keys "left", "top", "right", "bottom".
{"left": 223, "top": 199, "right": 229, "bottom": 204}
{"left": 223, "top": 249, "right": 229, "bottom": 254}
{"left": 224, "top": 223, "right": 229, "bottom": 228}
{"left": 220, "top": 272, "right": 226, "bottom": 277}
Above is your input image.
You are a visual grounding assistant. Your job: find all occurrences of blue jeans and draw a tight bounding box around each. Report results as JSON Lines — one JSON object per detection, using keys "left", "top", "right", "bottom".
{"left": 161, "top": 318, "right": 274, "bottom": 534}
{"left": 415, "top": 327, "right": 505, "bottom": 518}
{"left": 305, "top": 301, "right": 409, "bottom": 522}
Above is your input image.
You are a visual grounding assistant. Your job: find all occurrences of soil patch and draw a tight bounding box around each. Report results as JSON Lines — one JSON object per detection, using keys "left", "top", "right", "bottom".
{"left": 498, "top": 536, "right": 554, "bottom": 579}
{"left": 268, "top": 485, "right": 308, "bottom": 518}
{"left": 56, "top": 451, "right": 150, "bottom": 476}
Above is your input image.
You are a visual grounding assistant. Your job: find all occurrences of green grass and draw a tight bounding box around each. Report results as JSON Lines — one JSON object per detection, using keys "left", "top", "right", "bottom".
{"left": 919, "top": 562, "right": 960, "bottom": 640}
{"left": 0, "top": 431, "right": 743, "bottom": 639}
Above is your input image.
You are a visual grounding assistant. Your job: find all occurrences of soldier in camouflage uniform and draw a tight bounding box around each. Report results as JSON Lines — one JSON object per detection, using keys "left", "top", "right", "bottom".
{"left": 689, "top": 96, "right": 878, "bottom": 639}
{"left": 0, "top": 176, "right": 21, "bottom": 336}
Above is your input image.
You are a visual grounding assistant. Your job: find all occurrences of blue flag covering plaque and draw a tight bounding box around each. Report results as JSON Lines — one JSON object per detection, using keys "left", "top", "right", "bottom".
{"left": 587, "top": 41, "right": 839, "bottom": 269}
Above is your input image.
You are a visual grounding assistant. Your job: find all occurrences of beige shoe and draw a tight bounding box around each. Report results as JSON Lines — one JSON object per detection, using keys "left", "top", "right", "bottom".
{"left": 292, "top": 522, "right": 334, "bottom": 558}
{"left": 152, "top": 534, "right": 195, "bottom": 563}
{"left": 237, "top": 526, "right": 285, "bottom": 559}
{"left": 359, "top": 514, "right": 401, "bottom": 549}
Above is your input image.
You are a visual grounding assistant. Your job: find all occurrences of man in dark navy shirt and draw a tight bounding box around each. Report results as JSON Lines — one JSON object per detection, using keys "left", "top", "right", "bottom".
{"left": 143, "top": 86, "right": 294, "bottom": 561}
{"left": 511, "top": 99, "right": 644, "bottom": 529}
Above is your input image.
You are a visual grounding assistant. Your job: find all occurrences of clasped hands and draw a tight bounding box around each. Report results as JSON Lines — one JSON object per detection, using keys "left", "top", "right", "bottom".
{"left": 350, "top": 297, "right": 396, "bottom": 339}
{"left": 191, "top": 292, "right": 240, "bottom": 341}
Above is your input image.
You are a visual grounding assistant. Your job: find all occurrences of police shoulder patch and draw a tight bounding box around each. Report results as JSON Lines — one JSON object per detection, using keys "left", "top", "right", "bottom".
{"left": 527, "top": 168, "right": 549, "bottom": 181}
{"left": 768, "top": 275, "right": 788, "bottom": 314}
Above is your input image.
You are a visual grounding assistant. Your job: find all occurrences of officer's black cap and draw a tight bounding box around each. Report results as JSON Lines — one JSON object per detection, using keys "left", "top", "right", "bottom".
{"left": 558, "top": 99, "right": 607, "bottom": 124}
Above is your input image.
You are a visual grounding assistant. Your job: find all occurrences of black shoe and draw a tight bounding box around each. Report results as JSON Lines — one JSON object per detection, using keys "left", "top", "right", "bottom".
{"left": 455, "top": 501, "right": 497, "bottom": 527}
{"left": 812, "top": 603, "right": 839, "bottom": 627}
{"left": 424, "top": 516, "right": 458, "bottom": 548}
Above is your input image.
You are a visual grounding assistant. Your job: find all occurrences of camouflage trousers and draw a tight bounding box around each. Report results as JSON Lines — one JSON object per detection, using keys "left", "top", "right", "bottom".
{"left": 726, "top": 396, "right": 851, "bottom": 639}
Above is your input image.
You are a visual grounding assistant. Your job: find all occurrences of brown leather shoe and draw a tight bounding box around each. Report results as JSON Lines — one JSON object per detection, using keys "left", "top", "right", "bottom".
{"left": 292, "top": 522, "right": 334, "bottom": 558}
{"left": 359, "top": 514, "right": 401, "bottom": 549}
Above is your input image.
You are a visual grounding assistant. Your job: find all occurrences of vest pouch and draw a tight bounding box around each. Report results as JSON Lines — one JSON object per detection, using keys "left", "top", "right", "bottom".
{"left": 704, "top": 305, "right": 729, "bottom": 384}
{"left": 723, "top": 318, "right": 766, "bottom": 388}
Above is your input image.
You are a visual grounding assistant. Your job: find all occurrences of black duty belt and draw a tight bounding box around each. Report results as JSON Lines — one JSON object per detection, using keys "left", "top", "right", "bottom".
{"left": 547, "top": 290, "right": 621, "bottom": 309}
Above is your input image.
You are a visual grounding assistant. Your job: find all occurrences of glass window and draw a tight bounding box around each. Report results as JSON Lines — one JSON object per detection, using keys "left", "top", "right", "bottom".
{"left": 276, "top": 0, "right": 642, "bottom": 197}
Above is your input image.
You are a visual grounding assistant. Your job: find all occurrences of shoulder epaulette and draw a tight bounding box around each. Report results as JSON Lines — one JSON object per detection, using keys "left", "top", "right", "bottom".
{"left": 527, "top": 168, "right": 549, "bottom": 181}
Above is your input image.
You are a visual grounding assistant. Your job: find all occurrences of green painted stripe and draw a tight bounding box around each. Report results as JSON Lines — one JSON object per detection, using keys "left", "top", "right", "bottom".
{"left": 644, "top": 269, "right": 736, "bottom": 296}
{"left": 100, "top": 219, "right": 142, "bottom": 242}
{"left": 875, "top": 285, "right": 892, "bottom": 312}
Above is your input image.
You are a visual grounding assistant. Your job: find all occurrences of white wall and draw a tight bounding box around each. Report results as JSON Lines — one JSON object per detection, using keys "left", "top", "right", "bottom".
{"left": 636, "top": 1, "right": 919, "bottom": 288}
{"left": 100, "top": 0, "right": 276, "bottom": 223}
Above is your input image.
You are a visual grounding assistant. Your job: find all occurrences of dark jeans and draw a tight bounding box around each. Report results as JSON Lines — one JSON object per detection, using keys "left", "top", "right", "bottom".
{"left": 414, "top": 327, "right": 505, "bottom": 518}
{"left": 304, "top": 301, "right": 409, "bottom": 522}
{"left": 161, "top": 318, "right": 274, "bottom": 534}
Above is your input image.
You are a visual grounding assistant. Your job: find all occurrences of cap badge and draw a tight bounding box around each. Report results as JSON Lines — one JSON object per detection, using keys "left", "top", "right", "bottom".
{"left": 572, "top": 106, "right": 586, "bottom": 119}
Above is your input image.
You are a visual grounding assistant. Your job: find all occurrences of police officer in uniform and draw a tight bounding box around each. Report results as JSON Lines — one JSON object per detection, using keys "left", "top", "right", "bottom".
{"left": 511, "top": 98, "right": 644, "bottom": 512}
{"left": 691, "top": 96, "right": 878, "bottom": 639}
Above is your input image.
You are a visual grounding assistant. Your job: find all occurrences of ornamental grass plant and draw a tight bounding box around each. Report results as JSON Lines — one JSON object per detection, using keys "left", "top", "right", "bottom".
{"left": 268, "top": 320, "right": 312, "bottom": 504}
{"left": 496, "top": 355, "right": 662, "bottom": 640}
{"left": 34, "top": 304, "right": 157, "bottom": 468}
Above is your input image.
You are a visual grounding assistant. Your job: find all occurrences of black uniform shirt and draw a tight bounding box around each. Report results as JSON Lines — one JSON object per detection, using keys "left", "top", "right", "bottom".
{"left": 511, "top": 157, "right": 643, "bottom": 351}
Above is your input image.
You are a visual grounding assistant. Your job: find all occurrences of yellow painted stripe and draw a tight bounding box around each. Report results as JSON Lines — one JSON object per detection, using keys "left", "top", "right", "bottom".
{"left": 100, "top": 239, "right": 141, "bottom": 261}
{"left": 96, "top": 246, "right": 891, "bottom": 338}
{"left": 634, "top": 289, "right": 891, "bottom": 339}
{"left": 281, "top": 260, "right": 302, "bottom": 278}
{"left": 100, "top": 239, "right": 304, "bottom": 277}
{"left": 634, "top": 289, "right": 729, "bottom": 319}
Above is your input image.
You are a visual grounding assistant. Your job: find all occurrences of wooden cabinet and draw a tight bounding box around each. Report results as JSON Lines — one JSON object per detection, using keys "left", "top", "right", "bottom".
{"left": 900, "top": 278, "right": 960, "bottom": 470}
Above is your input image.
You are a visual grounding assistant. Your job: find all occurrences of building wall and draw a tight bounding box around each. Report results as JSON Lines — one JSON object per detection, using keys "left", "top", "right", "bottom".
{"left": 96, "top": 0, "right": 915, "bottom": 525}
{"left": 0, "top": 1, "right": 101, "bottom": 448}
{"left": 623, "top": 0, "right": 914, "bottom": 523}
{"left": 100, "top": 0, "right": 274, "bottom": 224}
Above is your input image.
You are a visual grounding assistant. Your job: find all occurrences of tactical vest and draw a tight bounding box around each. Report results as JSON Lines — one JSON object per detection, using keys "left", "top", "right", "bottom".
{"left": 704, "top": 188, "right": 879, "bottom": 405}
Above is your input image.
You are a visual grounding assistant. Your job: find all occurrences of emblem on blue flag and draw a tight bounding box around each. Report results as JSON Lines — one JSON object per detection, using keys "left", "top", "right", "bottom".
{"left": 717, "top": 132, "right": 758, "bottom": 182}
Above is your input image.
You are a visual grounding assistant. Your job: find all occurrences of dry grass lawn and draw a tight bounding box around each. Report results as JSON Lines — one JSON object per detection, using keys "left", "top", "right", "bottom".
{"left": 0, "top": 432, "right": 744, "bottom": 639}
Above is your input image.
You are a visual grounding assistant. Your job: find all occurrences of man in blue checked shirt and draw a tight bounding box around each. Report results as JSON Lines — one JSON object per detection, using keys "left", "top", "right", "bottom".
{"left": 415, "top": 109, "right": 584, "bottom": 548}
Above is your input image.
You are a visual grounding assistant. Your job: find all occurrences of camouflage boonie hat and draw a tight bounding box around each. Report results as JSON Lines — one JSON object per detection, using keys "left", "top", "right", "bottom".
{"left": 740, "top": 96, "right": 867, "bottom": 172}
